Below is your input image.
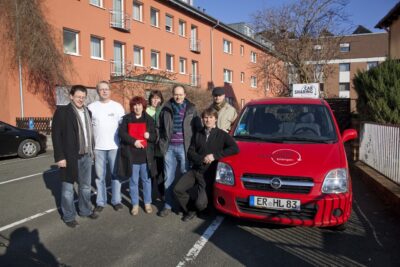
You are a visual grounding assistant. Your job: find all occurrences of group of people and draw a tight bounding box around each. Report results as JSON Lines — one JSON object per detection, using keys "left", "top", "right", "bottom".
{"left": 52, "top": 81, "right": 239, "bottom": 228}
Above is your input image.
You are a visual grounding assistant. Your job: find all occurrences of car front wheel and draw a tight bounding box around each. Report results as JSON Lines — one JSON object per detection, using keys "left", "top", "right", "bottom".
{"left": 18, "top": 139, "right": 40, "bottom": 158}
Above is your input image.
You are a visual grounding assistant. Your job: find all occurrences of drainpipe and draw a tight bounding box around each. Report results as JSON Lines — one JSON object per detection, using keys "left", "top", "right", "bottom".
{"left": 15, "top": 0, "right": 24, "bottom": 118}
{"left": 210, "top": 20, "right": 219, "bottom": 85}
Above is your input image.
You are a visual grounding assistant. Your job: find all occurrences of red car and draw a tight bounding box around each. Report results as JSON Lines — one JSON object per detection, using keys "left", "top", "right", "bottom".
{"left": 214, "top": 98, "right": 357, "bottom": 229}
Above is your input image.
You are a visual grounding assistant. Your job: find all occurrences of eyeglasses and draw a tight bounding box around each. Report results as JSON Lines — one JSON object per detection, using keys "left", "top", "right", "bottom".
{"left": 73, "top": 96, "right": 86, "bottom": 100}
{"left": 98, "top": 88, "right": 110, "bottom": 92}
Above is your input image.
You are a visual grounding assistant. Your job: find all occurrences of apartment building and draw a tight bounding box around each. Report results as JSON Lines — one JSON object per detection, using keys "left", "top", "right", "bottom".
{"left": 322, "top": 30, "right": 388, "bottom": 104}
{"left": 0, "top": 0, "right": 278, "bottom": 124}
{"left": 376, "top": 2, "right": 400, "bottom": 59}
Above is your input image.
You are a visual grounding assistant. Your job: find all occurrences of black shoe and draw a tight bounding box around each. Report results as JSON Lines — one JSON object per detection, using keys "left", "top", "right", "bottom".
{"left": 87, "top": 212, "right": 99, "bottom": 219}
{"left": 65, "top": 220, "right": 79, "bottom": 228}
{"left": 158, "top": 208, "right": 171, "bottom": 217}
{"left": 113, "top": 203, "right": 124, "bottom": 211}
{"left": 182, "top": 211, "right": 197, "bottom": 222}
{"left": 94, "top": 206, "right": 104, "bottom": 213}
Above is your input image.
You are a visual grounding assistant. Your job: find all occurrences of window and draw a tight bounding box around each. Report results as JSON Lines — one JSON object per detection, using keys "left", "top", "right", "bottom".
{"left": 240, "top": 45, "right": 244, "bottom": 56}
{"left": 224, "top": 69, "right": 232, "bottom": 83}
{"left": 150, "top": 8, "right": 159, "bottom": 27}
{"left": 339, "top": 83, "right": 350, "bottom": 91}
{"left": 133, "top": 46, "right": 143, "bottom": 66}
{"left": 133, "top": 2, "right": 143, "bottom": 21}
{"left": 151, "top": 50, "right": 159, "bottom": 69}
{"left": 90, "top": 36, "right": 103, "bottom": 59}
{"left": 90, "top": 0, "right": 103, "bottom": 8}
{"left": 179, "top": 20, "right": 186, "bottom": 36}
{"left": 240, "top": 72, "right": 245, "bottom": 83}
{"left": 166, "top": 54, "right": 174, "bottom": 71}
{"left": 314, "top": 44, "right": 322, "bottom": 51}
{"left": 179, "top": 57, "right": 186, "bottom": 74}
{"left": 165, "top": 14, "right": 173, "bottom": 32}
{"left": 367, "top": 61, "right": 378, "bottom": 70}
{"left": 251, "top": 76, "right": 257, "bottom": 88}
{"left": 339, "top": 63, "right": 350, "bottom": 72}
{"left": 63, "top": 29, "right": 79, "bottom": 55}
{"left": 223, "top": 39, "right": 232, "bottom": 54}
{"left": 250, "top": 51, "right": 257, "bottom": 63}
{"left": 340, "top": 43, "right": 350, "bottom": 52}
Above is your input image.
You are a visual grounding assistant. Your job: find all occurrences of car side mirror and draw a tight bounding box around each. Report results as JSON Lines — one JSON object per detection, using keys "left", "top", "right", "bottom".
{"left": 342, "top": 129, "right": 357, "bottom": 143}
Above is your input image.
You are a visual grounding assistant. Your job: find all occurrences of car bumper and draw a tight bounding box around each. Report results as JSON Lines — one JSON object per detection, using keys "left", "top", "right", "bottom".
{"left": 214, "top": 183, "right": 352, "bottom": 227}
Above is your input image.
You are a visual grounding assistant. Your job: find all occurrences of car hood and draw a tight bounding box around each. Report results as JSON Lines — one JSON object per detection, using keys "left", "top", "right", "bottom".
{"left": 223, "top": 140, "right": 346, "bottom": 182}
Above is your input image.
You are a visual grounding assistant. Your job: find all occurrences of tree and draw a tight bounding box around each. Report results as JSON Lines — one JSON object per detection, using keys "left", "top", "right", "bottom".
{"left": 0, "top": 0, "right": 71, "bottom": 109}
{"left": 253, "top": 0, "right": 350, "bottom": 93}
{"left": 353, "top": 60, "right": 400, "bottom": 124}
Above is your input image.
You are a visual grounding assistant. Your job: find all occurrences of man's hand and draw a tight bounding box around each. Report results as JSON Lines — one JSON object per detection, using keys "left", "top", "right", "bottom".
{"left": 57, "top": 159, "right": 67, "bottom": 168}
{"left": 134, "top": 140, "right": 144, "bottom": 149}
{"left": 203, "top": 154, "right": 215, "bottom": 164}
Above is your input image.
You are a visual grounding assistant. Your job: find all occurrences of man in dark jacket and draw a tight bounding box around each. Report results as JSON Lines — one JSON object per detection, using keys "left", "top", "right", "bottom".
{"left": 158, "top": 85, "right": 202, "bottom": 217}
{"left": 52, "top": 85, "right": 98, "bottom": 228}
{"left": 174, "top": 108, "right": 239, "bottom": 221}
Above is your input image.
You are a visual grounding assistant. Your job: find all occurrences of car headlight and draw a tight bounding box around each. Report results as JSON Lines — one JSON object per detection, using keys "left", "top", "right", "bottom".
{"left": 322, "top": 168, "right": 348, "bottom": 194}
{"left": 215, "top": 162, "right": 235, "bottom": 186}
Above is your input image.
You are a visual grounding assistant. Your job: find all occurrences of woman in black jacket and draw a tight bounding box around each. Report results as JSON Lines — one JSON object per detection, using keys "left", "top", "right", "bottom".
{"left": 118, "top": 96, "right": 156, "bottom": 215}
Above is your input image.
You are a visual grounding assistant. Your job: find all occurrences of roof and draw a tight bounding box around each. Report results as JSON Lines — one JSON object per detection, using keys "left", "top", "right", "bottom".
{"left": 246, "top": 97, "right": 327, "bottom": 106}
{"left": 376, "top": 2, "right": 400, "bottom": 29}
{"left": 165, "top": 0, "right": 275, "bottom": 54}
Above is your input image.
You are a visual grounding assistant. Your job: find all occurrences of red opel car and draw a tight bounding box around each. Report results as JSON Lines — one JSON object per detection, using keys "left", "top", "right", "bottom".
{"left": 214, "top": 98, "right": 357, "bottom": 229}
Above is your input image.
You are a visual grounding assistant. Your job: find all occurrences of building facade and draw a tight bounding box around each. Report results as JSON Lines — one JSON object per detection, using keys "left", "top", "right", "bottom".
{"left": 376, "top": 2, "right": 400, "bottom": 59}
{"left": 0, "top": 0, "right": 278, "bottom": 125}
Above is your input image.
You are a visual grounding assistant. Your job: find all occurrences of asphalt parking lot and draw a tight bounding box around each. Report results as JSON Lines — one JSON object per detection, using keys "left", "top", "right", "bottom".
{"left": 0, "top": 152, "right": 400, "bottom": 266}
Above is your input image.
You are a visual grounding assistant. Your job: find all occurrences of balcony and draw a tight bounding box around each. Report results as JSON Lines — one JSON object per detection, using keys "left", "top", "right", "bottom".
{"left": 189, "top": 38, "right": 201, "bottom": 53}
{"left": 110, "top": 10, "right": 131, "bottom": 32}
{"left": 190, "top": 74, "right": 201, "bottom": 87}
{"left": 110, "top": 60, "right": 130, "bottom": 77}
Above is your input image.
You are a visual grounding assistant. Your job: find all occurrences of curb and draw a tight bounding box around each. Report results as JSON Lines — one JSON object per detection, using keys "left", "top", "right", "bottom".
{"left": 350, "top": 161, "right": 400, "bottom": 217}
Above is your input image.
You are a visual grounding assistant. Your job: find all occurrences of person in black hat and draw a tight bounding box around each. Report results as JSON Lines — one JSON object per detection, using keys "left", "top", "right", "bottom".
{"left": 210, "top": 87, "right": 238, "bottom": 132}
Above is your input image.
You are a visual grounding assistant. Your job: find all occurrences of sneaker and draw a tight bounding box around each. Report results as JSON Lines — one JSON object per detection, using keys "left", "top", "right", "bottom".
{"left": 113, "top": 203, "right": 124, "bottom": 211}
{"left": 87, "top": 212, "right": 99, "bottom": 219}
{"left": 131, "top": 205, "right": 139, "bottom": 216}
{"left": 158, "top": 208, "right": 171, "bottom": 217}
{"left": 65, "top": 220, "right": 79, "bottom": 228}
{"left": 144, "top": 204, "right": 153, "bottom": 214}
{"left": 94, "top": 206, "right": 104, "bottom": 213}
{"left": 182, "top": 211, "right": 197, "bottom": 222}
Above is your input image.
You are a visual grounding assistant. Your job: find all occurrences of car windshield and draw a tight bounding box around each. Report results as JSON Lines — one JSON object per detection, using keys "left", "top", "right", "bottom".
{"left": 233, "top": 104, "right": 338, "bottom": 143}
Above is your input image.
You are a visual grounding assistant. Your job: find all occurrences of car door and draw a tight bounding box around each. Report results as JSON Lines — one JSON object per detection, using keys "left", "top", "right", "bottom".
{"left": 0, "top": 122, "right": 20, "bottom": 156}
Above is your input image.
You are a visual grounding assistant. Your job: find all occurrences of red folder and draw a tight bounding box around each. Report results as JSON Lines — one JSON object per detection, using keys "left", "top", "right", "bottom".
{"left": 128, "top": 122, "right": 147, "bottom": 147}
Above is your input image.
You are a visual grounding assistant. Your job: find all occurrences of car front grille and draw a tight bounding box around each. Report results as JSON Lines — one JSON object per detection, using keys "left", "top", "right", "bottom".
{"left": 241, "top": 174, "right": 314, "bottom": 194}
{"left": 236, "top": 197, "right": 317, "bottom": 220}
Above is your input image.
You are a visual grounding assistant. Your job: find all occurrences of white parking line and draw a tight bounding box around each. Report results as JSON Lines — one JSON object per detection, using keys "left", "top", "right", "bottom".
{"left": 176, "top": 216, "right": 224, "bottom": 267}
{"left": 0, "top": 180, "right": 129, "bottom": 232}
{"left": 0, "top": 169, "right": 58, "bottom": 186}
{"left": 0, "top": 154, "right": 50, "bottom": 166}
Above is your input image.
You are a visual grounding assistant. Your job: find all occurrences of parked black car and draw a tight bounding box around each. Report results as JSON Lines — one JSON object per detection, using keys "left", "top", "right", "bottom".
{"left": 0, "top": 121, "right": 47, "bottom": 158}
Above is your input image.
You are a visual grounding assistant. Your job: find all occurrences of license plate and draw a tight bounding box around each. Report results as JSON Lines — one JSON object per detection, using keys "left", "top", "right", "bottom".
{"left": 249, "top": 196, "right": 301, "bottom": 211}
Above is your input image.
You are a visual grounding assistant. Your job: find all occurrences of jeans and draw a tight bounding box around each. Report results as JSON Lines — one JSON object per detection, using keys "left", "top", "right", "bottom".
{"left": 130, "top": 163, "right": 152, "bottom": 206}
{"left": 164, "top": 143, "right": 188, "bottom": 209}
{"left": 94, "top": 149, "right": 121, "bottom": 206}
{"left": 61, "top": 154, "right": 93, "bottom": 222}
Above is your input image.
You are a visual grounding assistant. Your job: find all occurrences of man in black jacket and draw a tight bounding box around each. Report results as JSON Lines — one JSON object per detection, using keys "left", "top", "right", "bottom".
{"left": 157, "top": 85, "right": 202, "bottom": 217}
{"left": 174, "top": 108, "right": 239, "bottom": 221}
{"left": 52, "top": 85, "right": 98, "bottom": 228}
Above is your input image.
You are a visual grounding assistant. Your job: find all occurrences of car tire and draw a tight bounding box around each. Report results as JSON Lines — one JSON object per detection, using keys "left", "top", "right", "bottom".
{"left": 17, "top": 139, "right": 40, "bottom": 158}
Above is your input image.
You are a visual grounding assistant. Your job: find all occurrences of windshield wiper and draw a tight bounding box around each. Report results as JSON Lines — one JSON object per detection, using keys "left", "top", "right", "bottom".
{"left": 233, "top": 135, "right": 284, "bottom": 143}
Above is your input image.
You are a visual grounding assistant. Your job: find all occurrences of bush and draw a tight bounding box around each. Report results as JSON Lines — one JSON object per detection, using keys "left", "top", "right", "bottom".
{"left": 353, "top": 59, "right": 400, "bottom": 124}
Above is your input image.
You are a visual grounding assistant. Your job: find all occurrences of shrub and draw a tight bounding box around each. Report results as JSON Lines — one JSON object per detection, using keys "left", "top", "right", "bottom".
{"left": 353, "top": 59, "right": 400, "bottom": 124}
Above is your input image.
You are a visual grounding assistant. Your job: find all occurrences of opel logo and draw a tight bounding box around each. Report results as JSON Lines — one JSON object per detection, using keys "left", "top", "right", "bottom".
{"left": 271, "top": 177, "right": 282, "bottom": 189}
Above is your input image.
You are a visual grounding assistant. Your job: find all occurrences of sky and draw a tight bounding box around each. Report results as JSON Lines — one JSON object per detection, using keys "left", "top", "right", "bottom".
{"left": 195, "top": 0, "right": 398, "bottom": 33}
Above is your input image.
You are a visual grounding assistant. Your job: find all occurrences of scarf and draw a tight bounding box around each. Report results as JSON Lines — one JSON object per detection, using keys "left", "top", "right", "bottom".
{"left": 212, "top": 100, "right": 226, "bottom": 112}
{"left": 71, "top": 105, "right": 94, "bottom": 158}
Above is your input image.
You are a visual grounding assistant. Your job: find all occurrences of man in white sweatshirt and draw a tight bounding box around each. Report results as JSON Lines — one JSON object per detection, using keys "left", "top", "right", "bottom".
{"left": 88, "top": 81, "right": 125, "bottom": 212}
